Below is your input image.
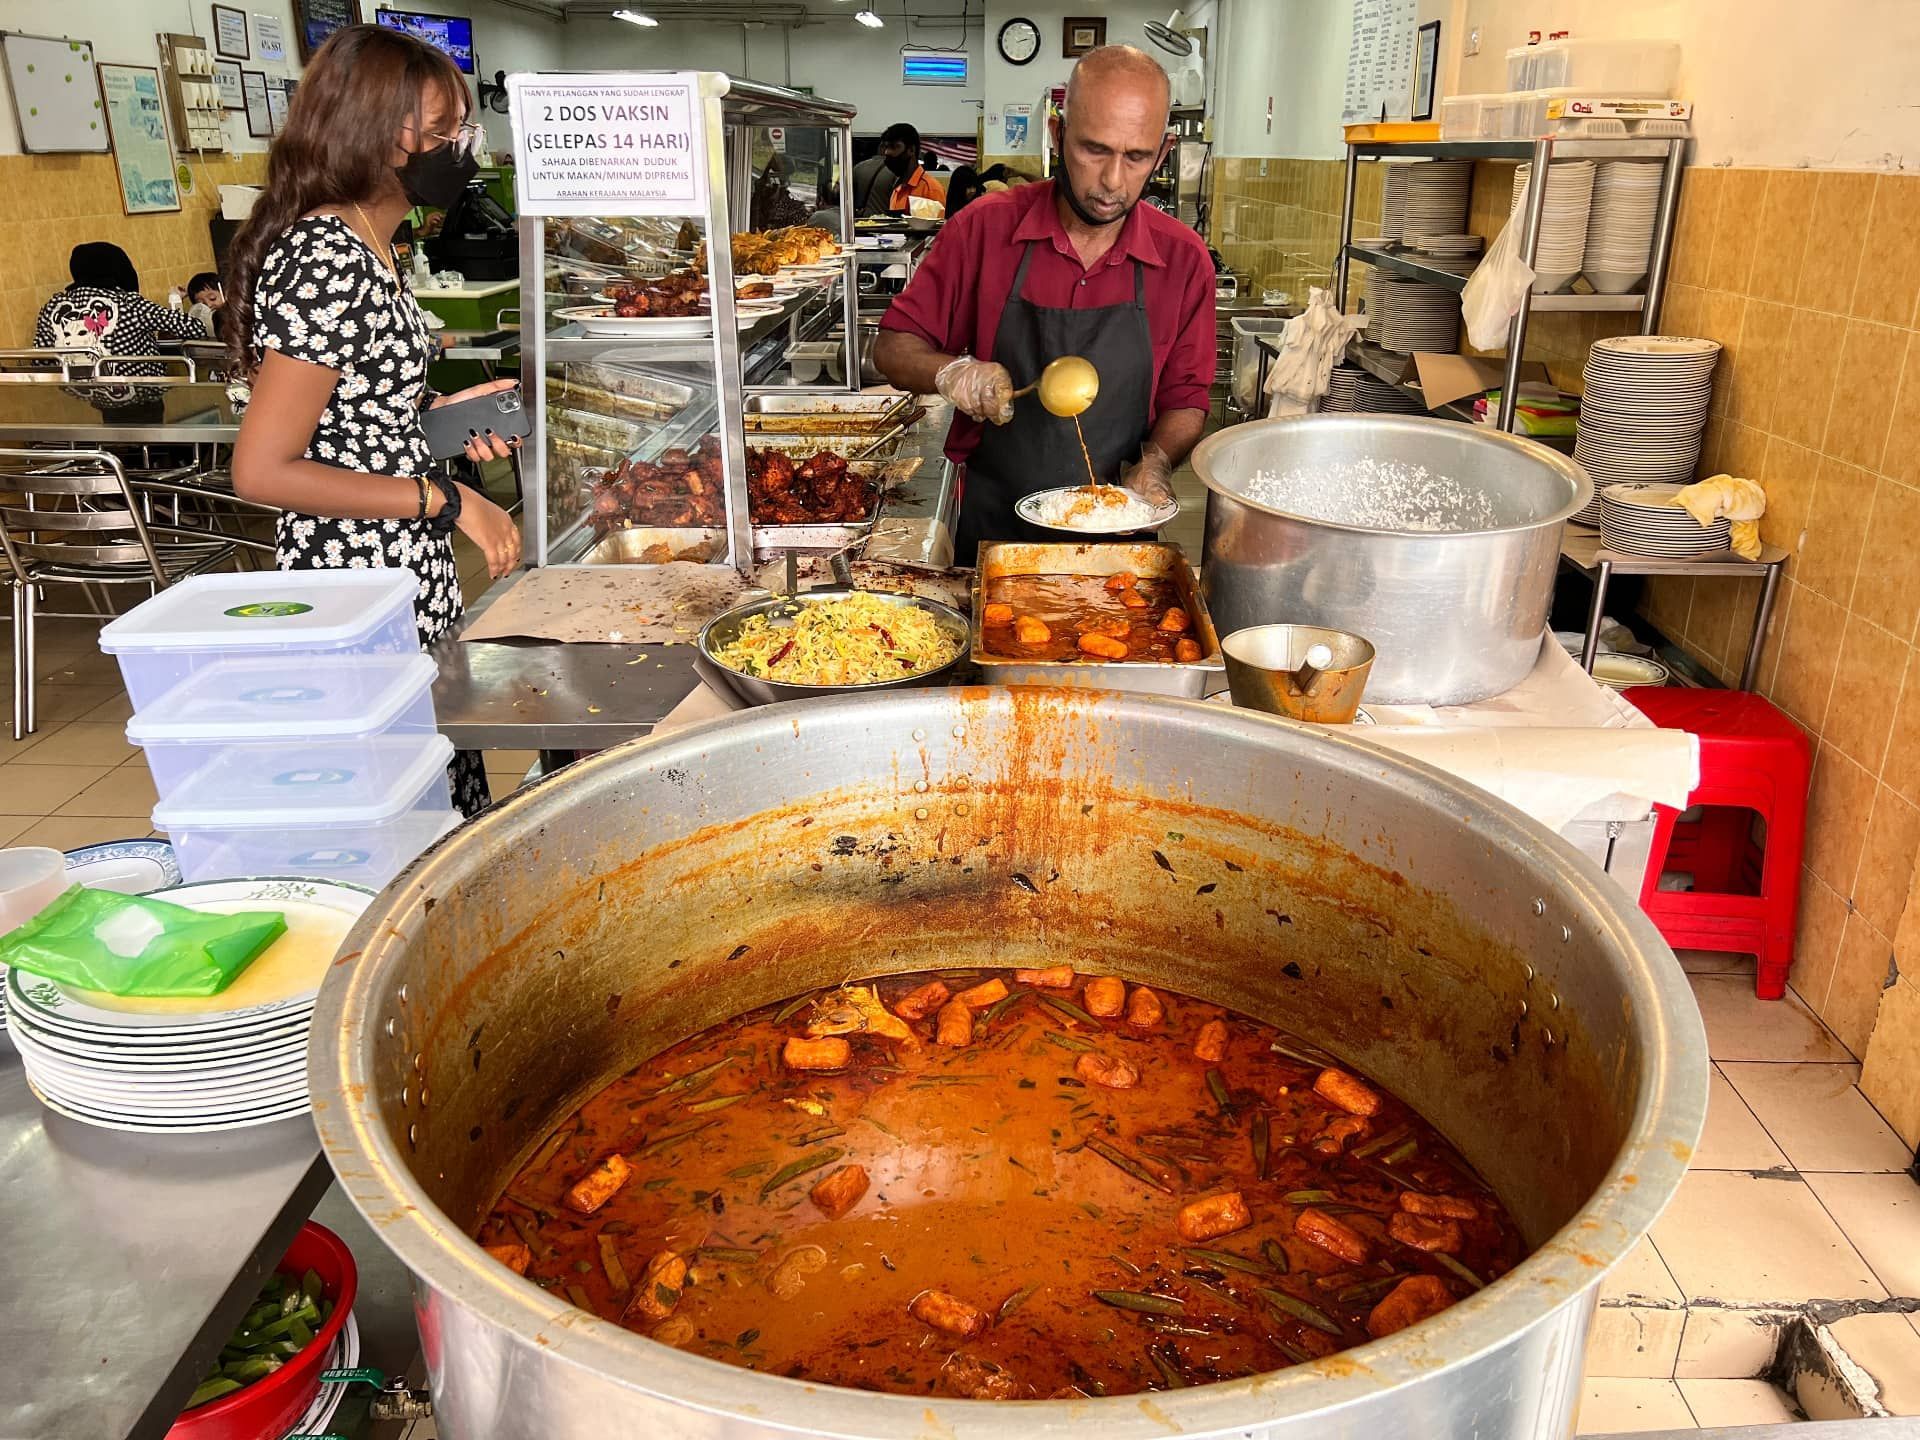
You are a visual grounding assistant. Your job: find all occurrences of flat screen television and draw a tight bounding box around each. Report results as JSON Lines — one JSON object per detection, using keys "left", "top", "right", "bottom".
{"left": 375, "top": 9, "right": 476, "bottom": 74}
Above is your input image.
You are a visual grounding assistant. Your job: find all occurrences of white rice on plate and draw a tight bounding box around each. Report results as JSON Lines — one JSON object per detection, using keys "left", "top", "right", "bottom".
{"left": 1027, "top": 486, "right": 1159, "bottom": 531}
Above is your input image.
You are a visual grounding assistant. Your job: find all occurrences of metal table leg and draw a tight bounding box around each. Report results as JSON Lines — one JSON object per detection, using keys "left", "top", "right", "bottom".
{"left": 1741, "top": 561, "right": 1785, "bottom": 692}
{"left": 1582, "top": 559, "right": 1613, "bottom": 674}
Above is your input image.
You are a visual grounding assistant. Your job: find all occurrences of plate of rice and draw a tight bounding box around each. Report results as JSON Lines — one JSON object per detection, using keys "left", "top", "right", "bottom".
{"left": 1016, "top": 485, "right": 1178, "bottom": 535}
{"left": 699, "top": 588, "right": 969, "bottom": 704}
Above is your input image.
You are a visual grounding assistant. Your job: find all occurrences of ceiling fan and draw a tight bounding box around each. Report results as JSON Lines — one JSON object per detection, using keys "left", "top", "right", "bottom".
{"left": 1143, "top": 7, "right": 1195, "bottom": 57}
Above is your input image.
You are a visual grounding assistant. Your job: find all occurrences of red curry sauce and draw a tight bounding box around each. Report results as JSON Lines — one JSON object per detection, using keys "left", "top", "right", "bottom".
{"left": 979, "top": 574, "right": 1202, "bottom": 664}
{"left": 476, "top": 968, "right": 1524, "bottom": 1399}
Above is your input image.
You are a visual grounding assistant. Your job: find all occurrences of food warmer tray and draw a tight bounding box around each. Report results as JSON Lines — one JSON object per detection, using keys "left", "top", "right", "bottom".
{"left": 742, "top": 393, "right": 913, "bottom": 435}
{"left": 969, "top": 540, "right": 1225, "bottom": 698}
{"left": 749, "top": 456, "right": 923, "bottom": 555}
{"left": 578, "top": 527, "right": 729, "bottom": 566}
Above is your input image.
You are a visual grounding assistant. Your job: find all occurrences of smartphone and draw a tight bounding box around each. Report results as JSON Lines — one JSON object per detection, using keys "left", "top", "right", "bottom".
{"left": 421, "top": 386, "right": 530, "bottom": 461}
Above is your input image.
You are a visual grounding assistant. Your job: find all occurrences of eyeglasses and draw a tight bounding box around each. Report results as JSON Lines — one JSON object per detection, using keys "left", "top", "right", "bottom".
{"left": 431, "top": 121, "right": 487, "bottom": 160}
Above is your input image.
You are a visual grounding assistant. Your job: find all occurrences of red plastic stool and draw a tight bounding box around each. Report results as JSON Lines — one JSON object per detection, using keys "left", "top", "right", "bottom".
{"left": 1625, "top": 687, "right": 1811, "bottom": 999}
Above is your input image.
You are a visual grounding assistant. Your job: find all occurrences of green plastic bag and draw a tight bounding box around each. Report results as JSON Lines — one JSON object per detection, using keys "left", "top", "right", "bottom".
{"left": 0, "top": 885, "right": 286, "bottom": 998}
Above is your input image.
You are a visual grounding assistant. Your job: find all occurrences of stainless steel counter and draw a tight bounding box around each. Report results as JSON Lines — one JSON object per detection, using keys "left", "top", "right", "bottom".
{"left": 0, "top": 1051, "right": 330, "bottom": 1439}
{"left": 0, "top": 382, "right": 240, "bottom": 445}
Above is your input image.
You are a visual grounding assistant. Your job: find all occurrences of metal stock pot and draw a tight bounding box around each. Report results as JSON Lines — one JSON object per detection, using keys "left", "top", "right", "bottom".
{"left": 1193, "top": 415, "right": 1593, "bottom": 705}
{"left": 309, "top": 688, "right": 1704, "bottom": 1440}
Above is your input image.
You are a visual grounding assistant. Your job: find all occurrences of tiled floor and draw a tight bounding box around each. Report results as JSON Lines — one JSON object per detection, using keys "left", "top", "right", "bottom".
{"left": 3, "top": 540, "right": 1917, "bottom": 1433}
{"left": 1581, "top": 952, "right": 1920, "bottom": 1431}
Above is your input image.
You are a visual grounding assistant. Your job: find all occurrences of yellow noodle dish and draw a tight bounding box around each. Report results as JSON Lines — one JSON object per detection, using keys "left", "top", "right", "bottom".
{"left": 710, "top": 592, "right": 963, "bottom": 687}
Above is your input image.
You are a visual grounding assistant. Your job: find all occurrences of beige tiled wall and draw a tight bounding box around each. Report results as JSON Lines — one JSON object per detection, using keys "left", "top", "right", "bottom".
{"left": 1214, "top": 153, "right": 1920, "bottom": 1145}
{"left": 0, "top": 151, "right": 266, "bottom": 348}
{"left": 1208, "top": 157, "right": 1378, "bottom": 304}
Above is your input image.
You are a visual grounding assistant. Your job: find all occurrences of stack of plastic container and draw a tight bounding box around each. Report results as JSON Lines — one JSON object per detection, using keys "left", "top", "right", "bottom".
{"left": 99, "top": 571, "right": 457, "bottom": 889}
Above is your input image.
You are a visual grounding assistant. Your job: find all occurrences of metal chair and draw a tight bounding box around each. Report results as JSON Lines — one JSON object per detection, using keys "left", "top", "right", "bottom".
{"left": 0, "top": 447, "right": 264, "bottom": 739}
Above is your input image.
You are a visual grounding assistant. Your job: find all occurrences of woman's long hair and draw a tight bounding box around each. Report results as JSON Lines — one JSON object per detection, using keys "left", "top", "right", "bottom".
{"left": 225, "top": 24, "right": 466, "bottom": 377}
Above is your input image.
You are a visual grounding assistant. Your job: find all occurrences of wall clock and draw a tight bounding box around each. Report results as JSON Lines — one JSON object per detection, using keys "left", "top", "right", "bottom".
{"left": 998, "top": 17, "right": 1040, "bottom": 66}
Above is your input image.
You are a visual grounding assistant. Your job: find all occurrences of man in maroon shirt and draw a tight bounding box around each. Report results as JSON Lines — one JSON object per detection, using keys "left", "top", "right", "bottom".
{"left": 874, "top": 45, "right": 1216, "bottom": 560}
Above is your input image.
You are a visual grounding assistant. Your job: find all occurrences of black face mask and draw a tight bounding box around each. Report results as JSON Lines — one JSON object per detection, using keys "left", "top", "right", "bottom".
{"left": 396, "top": 141, "right": 479, "bottom": 210}
{"left": 884, "top": 149, "right": 918, "bottom": 180}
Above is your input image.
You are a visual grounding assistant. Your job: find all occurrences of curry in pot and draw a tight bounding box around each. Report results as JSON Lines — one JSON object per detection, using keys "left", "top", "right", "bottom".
{"left": 477, "top": 968, "right": 1523, "bottom": 1399}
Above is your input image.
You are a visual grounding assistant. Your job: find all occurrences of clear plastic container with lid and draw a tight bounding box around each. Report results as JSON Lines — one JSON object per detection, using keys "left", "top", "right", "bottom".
{"left": 152, "top": 733, "right": 456, "bottom": 887}
{"left": 128, "top": 653, "right": 440, "bottom": 794}
{"left": 100, "top": 571, "right": 421, "bottom": 710}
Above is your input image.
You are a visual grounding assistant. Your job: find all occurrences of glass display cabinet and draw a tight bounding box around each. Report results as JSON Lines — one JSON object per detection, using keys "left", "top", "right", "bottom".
{"left": 513, "top": 73, "right": 864, "bottom": 570}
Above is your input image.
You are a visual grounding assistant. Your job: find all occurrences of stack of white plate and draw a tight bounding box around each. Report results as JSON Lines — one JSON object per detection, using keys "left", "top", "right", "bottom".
{"left": 1405, "top": 161, "right": 1473, "bottom": 237}
{"left": 5, "top": 877, "right": 371, "bottom": 1133}
{"left": 1572, "top": 483, "right": 1615, "bottom": 527}
{"left": 1582, "top": 161, "right": 1663, "bottom": 294}
{"left": 1511, "top": 160, "right": 1596, "bottom": 292}
{"left": 1366, "top": 270, "right": 1461, "bottom": 353}
{"left": 1407, "top": 233, "right": 1483, "bottom": 276}
{"left": 1323, "top": 364, "right": 1427, "bottom": 415}
{"left": 1599, "top": 482, "right": 1733, "bottom": 558}
{"left": 1381, "top": 164, "right": 1411, "bottom": 242}
{"left": 1575, "top": 334, "right": 1721, "bottom": 488}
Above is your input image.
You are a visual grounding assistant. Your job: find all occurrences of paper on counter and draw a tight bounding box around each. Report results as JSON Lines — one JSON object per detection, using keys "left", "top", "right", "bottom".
{"left": 1364, "top": 637, "right": 1656, "bottom": 731}
{"left": 459, "top": 564, "right": 756, "bottom": 645}
{"left": 1351, "top": 726, "right": 1696, "bottom": 832}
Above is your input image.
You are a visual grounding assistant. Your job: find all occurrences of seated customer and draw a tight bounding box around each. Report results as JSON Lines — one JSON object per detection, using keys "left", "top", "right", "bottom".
{"left": 851, "top": 124, "right": 946, "bottom": 215}
{"left": 35, "top": 243, "right": 204, "bottom": 407}
{"left": 187, "top": 271, "right": 225, "bottom": 339}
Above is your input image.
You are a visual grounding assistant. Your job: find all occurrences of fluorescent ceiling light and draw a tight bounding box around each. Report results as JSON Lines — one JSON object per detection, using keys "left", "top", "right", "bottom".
{"left": 854, "top": 9, "right": 883, "bottom": 26}
{"left": 612, "top": 9, "right": 658, "bottom": 25}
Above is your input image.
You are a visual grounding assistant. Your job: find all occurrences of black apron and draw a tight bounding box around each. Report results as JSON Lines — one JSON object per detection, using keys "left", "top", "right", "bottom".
{"left": 955, "top": 239, "right": 1156, "bottom": 566}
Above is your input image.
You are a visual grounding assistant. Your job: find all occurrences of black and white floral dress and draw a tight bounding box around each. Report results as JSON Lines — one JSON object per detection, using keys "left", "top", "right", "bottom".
{"left": 251, "top": 214, "right": 490, "bottom": 816}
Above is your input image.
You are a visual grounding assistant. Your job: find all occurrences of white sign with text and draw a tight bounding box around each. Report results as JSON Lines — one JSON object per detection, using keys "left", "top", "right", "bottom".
{"left": 508, "top": 73, "right": 707, "bottom": 217}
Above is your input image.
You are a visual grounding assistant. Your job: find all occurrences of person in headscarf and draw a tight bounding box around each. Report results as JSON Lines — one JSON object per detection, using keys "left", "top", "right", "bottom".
{"left": 34, "top": 243, "right": 204, "bottom": 408}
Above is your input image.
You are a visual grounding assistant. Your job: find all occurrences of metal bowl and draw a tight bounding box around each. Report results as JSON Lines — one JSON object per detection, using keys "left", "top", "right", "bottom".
{"left": 697, "top": 586, "right": 969, "bottom": 704}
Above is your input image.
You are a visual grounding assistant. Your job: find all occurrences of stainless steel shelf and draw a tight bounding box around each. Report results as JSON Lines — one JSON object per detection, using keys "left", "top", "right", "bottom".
{"left": 1351, "top": 138, "right": 1679, "bottom": 161}
{"left": 1346, "top": 246, "right": 1469, "bottom": 293}
{"left": 1347, "top": 246, "right": 1649, "bottom": 310}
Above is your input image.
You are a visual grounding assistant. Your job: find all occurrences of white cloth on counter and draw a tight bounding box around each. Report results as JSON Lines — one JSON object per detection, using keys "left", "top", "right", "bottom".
{"left": 1350, "top": 726, "right": 1695, "bottom": 833}
{"left": 1240, "top": 640, "right": 1698, "bottom": 833}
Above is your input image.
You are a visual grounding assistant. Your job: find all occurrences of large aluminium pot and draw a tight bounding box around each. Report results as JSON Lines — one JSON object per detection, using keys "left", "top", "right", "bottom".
{"left": 1193, "top": 415, "right": 1594, "bottom": 705}
{"left": 309, "top": 688, "right": 1704, "bottom": 1440}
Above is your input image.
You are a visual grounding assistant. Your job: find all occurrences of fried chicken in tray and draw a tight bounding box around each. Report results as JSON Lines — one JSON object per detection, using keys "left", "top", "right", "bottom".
{"left": 694, "top": 225, "right": 841, "bottom": 277}
{"left": 583, "top": 438, "right": 877, "bottom": 536}
{"left": 746, "top": 446, "right": 876, "bottom": 525}
{"left": 586, "top": 434, "right": 727, "bottom": 532}
{"left": 605, "top": 268, "right": 708, "bottom": 318}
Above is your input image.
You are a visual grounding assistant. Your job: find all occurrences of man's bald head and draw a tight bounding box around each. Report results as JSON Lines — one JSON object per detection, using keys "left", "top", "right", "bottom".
{"left": 1064, "top": 44, "right": 1171, "bottom": 116}
{"left": 1052, "top": 45, "right": 1172, "bottom": 229}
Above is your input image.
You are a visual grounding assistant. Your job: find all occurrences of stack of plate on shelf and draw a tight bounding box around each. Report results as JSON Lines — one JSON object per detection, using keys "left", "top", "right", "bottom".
{"left": 1405, "top": 161, "right": 1474, "bottom": 237}
{"left": 1572, "top": 486, "right": 1612, "bottom": 527}
{"left": 4, "top": 877, "right": 371, "bottom": 1133}
{"left": 1575, "top": 334, "right": 1721, "bottom": 489}
{"left": 1381, "top": 164, "right": 1411, "bottom": 242}
{"left": 1323, "top": 364, "right": 1427, "bottom": 415}
{"left": 1511, "top": 160, "right": 1596, "bottom": 292}
{"left": 1366, "top": 269, "right": 1462, "bottom": 353}
{"left": 1599, "top": 481, "right": 1733, "bottom": 558}
{"left": 1582, "top": 160, "right": 1663, "bottom": 294}
{"left": 1406, "top": 233, "right": 1484, "bottom": 276}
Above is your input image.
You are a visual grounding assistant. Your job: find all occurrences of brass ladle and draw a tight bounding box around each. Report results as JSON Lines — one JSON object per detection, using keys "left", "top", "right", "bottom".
{"left": 1011, "top": 355, "right": 1100, "bottom": 417}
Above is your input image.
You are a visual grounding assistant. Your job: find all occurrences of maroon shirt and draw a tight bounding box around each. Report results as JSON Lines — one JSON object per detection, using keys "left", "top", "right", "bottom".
{"left": 880, "top": 180, "right": 1217, "bottom": 467}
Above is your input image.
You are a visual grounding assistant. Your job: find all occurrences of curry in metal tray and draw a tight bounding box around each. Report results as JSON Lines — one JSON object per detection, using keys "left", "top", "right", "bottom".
{"left": 980, "top": 571, "right": 1205, "bottom": 664}
{"left": 477, "top": 968, "right": 1523, "bottom": 1399}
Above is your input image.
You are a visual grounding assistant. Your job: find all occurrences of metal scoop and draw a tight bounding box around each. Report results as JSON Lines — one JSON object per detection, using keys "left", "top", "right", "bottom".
{"left": 1011, "top": 355, "right": 1100, "bottom": 418}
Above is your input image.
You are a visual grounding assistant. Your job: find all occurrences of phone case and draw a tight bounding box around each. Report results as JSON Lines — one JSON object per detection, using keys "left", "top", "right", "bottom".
{"left": 422, "top": 388, "right": 531, "bottom": 461}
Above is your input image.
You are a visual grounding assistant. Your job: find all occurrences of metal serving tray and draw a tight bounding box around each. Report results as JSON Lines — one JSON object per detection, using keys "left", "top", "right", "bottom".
{"left": 742, "top": 393, "right": 912, "bottom": 435}
{"left": 749, "top": 456, "right": 923, "bottom": 555}
{"left": 579, "top": 527, "right": 728, "bottom": 566}
{"left": 969, "top": 540, "right": 1225, "bottom": 697}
